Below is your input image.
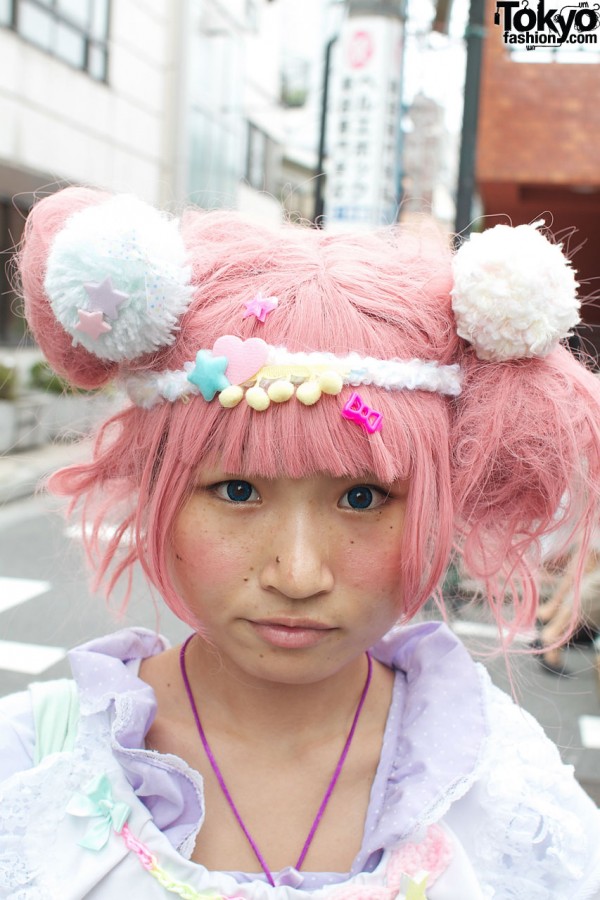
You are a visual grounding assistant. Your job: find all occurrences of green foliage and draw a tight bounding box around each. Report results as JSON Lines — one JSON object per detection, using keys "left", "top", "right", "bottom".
{"left": 281, "top": 86, "right": 308, "bottom": 108}
{"left": 29, "top": 360, "right": 79, "bottom": 395}
{"left": 0, "top": 363, "right": 17, "bottom": 401}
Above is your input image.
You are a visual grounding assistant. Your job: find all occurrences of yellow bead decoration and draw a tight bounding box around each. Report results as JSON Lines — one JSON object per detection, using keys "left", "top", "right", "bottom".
{"left": 318, "top": 370, "right": 344, "bottom": 395}
{"left": 245, "top": 386, "right": 270, "bottom": 410}
{"left": 267, "top": 380, "right": 295, "bottom": 403}
{"left": 296, "top": 381, "right": 322, "bottom": 406}
{"left": 218, "top": 385, "right": 244, "bottom": 408}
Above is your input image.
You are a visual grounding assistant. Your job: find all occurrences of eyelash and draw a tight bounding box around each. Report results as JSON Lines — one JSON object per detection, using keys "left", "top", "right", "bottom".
{"left": 209, "top": 480, "right": 390, "bottom": 510}
{"left": 210, "top": 481, "right": 260, "bottom": 503}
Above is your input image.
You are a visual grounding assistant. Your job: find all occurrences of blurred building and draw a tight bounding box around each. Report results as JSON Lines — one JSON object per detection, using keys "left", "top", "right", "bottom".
{"left": 477, "top": 0, "right": 600, "bottom": 351}
{"left": 402, "top": 92, "right": 443, "bottom": 211}
{"left": 0, "top": 0, "right": 173, "bottom": 347}
{"left": 401, "top": 91, "right": 455, "bottom": 228}
{"left": 181, "top": 0, "right": 283, "bottom": 221}
{"left": 0, "top": 0, "right": 284, "bottom": 350}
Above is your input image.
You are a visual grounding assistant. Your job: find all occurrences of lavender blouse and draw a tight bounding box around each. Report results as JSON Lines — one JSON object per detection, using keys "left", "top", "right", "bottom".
{"left": 0, "top": 621, "right": 489, "bottom": 891}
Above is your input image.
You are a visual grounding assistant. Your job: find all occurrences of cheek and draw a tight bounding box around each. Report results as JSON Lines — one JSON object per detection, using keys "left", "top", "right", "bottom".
{"left": 171, "top": 511, "right": 252, "bottom": 591}
{"left": 336, "top": 527, "right": 403, "bottom": 597}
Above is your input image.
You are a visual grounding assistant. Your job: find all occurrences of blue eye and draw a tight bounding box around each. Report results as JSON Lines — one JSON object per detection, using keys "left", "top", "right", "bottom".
{"left": 226, "top": 481, "right": 254, "bottom": 502}
{"left": 212, "top": 480, "right": 258, "bottom": 502}
{"left": 345, "top": 486, "right": 374, "bottom": 510}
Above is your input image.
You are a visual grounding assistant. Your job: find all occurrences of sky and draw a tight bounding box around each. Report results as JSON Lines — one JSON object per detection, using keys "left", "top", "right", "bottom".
{"left": 279, "top": 0, "right": 470, "bottom": 109}
{"left": 404, "top": 0, "right": 470, "bottom": 129}
{"left": 279, "top": 0, "right": 471, "bottom": 159}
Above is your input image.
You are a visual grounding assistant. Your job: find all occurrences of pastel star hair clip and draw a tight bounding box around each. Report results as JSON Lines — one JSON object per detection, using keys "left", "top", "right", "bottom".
{"left": 75, "top": 309, "right": 112, "bottom": 339}
{"left": 242, "top": 292, "right": 279, "bottom": 323}
{"left": 84, "top": 277, "right": 128, "bottom": 320}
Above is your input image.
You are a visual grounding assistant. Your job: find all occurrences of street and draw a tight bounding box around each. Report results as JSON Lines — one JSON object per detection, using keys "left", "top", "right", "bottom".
{"left": 0, "top": 493, "right": 599, "bottom": 803}
{"left": 0, "top": 493, "right": 189, "bottom": 698}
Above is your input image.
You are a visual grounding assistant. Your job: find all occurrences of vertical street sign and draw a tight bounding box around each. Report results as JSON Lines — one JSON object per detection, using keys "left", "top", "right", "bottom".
{"left": 326, "top": 14, "right": 404, "bottom": 229}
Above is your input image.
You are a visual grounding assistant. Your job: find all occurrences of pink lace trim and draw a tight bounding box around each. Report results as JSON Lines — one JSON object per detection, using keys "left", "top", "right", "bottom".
{"left": 387, "top": 824, "right": 453, "bottom": 887}
{"left": 117, "top": 821, "right": 451, "bottom": 898}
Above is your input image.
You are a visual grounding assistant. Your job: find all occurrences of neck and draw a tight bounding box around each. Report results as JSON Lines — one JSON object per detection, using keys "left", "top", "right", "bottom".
{"left": 182, "top": 636, "right": 371, "bottom": 746}
{"left": 179, "top": 636, "right": 375, "bottom": 885}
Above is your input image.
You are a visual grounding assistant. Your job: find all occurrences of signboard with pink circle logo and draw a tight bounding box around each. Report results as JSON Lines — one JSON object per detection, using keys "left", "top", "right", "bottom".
{"left": 326, "top": 15, "right": 404, "bottom": 230}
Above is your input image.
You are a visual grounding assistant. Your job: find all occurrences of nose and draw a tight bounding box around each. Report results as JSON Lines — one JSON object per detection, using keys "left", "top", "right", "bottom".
{"left": 260, "top": 510, "right": 334, "bottom": 600}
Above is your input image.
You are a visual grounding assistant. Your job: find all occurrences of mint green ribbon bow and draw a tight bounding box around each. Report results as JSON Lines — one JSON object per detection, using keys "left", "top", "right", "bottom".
{"left": 66, "top": 774, "right": 131, "bottom": 851}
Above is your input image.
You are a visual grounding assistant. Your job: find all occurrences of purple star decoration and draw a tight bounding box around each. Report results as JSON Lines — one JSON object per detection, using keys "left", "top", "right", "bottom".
{"left": 84, "top": 277, "right": 129, "bottom": 320}
{"left": 242, "top": 292, "right": 279, "bottom": 323}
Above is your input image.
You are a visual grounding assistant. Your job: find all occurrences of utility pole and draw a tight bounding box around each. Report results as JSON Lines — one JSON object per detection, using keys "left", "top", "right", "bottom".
{"left": 454, "top": 0, "right": 485, "bottom": 239}
{"left": 314, "top": 35, "right": 339, "bottom": 227}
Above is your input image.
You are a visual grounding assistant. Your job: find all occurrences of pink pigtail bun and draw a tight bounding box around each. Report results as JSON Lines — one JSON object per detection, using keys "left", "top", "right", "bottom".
{"left": 20, "top": 187, "right": 117, "bottom": 390}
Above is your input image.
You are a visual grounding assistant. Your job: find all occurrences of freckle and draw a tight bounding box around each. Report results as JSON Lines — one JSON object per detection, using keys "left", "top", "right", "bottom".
{"left": 176, "top": 554, "right": 183, "bottom": 561}
{"left": 244, "top": 578, "right": 249, "bottom": 582}
{"left": 350, "top": 540, "right": 355, "bottom": 544}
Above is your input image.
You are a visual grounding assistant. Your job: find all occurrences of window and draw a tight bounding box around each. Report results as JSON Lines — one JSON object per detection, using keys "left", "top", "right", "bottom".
{"left": 1, "top": 0, "right": 110, "bottom": 82}
{"left": 0, "top": 0, "right": 13, "bottom": 27}
{"left": 0, "top": 197, "right": 31, "bottom": 347}
{"left": 246, "top": 123, "right": 267, "bottom": 190}
{"left": 245, "top": 122, "right": 280, "bottom": 195}
{"left": 246, "top": 0, "right": 258, "bottom": 30}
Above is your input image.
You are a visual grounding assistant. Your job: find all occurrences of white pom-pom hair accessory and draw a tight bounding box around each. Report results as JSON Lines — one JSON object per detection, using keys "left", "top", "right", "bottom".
{"left": 44, "top": 195, "right": 193, "bottom": 362}
{"left": 451, "top": 221, "right": 580, "bottom": 362}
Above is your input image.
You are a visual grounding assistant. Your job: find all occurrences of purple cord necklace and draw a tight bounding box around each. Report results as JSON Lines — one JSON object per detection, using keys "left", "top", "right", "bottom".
{"left": 179, "top": 635, "right": 373, "bottom": 887}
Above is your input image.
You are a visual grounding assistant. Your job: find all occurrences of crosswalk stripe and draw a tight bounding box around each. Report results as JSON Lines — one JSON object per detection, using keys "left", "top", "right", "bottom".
{"left": 0, "top": 577, "right": 51, "bottom": 614}
{"left": 0, "top": 639, "right": 66, "bottom": 675}
{"left": 64, "top": 523, "right": 133, "bottom": 544}
{"left": 579, "top": 715, "right": 600, "bottom": 749}
{"left": 451, "top": 619, "right": 536, "bottom": 645}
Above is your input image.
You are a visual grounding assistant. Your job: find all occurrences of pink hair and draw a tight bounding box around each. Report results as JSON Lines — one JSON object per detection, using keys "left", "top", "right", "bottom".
{"left": 18, "top": 187, "right": 600, "bottom": 640}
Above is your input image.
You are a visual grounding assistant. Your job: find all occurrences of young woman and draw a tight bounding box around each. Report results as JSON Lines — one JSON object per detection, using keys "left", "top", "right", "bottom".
{"left": 1, "top": 188, "right": 599, "bottom": 898}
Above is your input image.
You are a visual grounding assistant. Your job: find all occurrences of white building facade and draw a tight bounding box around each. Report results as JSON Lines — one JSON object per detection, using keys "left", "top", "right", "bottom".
{"left": 0, "top": 0, "right": 172, "bottom": 206}
{"left": 0, "top": 0, "right": 284, "bottom": 348}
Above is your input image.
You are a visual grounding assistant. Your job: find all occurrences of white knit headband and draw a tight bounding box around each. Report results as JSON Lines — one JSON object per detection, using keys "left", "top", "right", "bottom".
{"left": 123, "top": 345, "right": 463, "bottom": 411}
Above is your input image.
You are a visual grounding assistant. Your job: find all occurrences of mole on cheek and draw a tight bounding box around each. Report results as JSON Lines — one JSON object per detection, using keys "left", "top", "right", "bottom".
{"left": 243, "top": 578, "right": 249, "bottom": 583}
{"left": 175, "top": 553, "right": 183, "bottom": 561}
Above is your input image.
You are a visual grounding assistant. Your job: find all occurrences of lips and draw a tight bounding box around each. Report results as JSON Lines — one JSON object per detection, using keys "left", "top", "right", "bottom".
{"left": 253, "top": 617, "right": 332, "bottom": 630}
{"left": 247, "top": 618, "right": 336, "bottom": 649}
